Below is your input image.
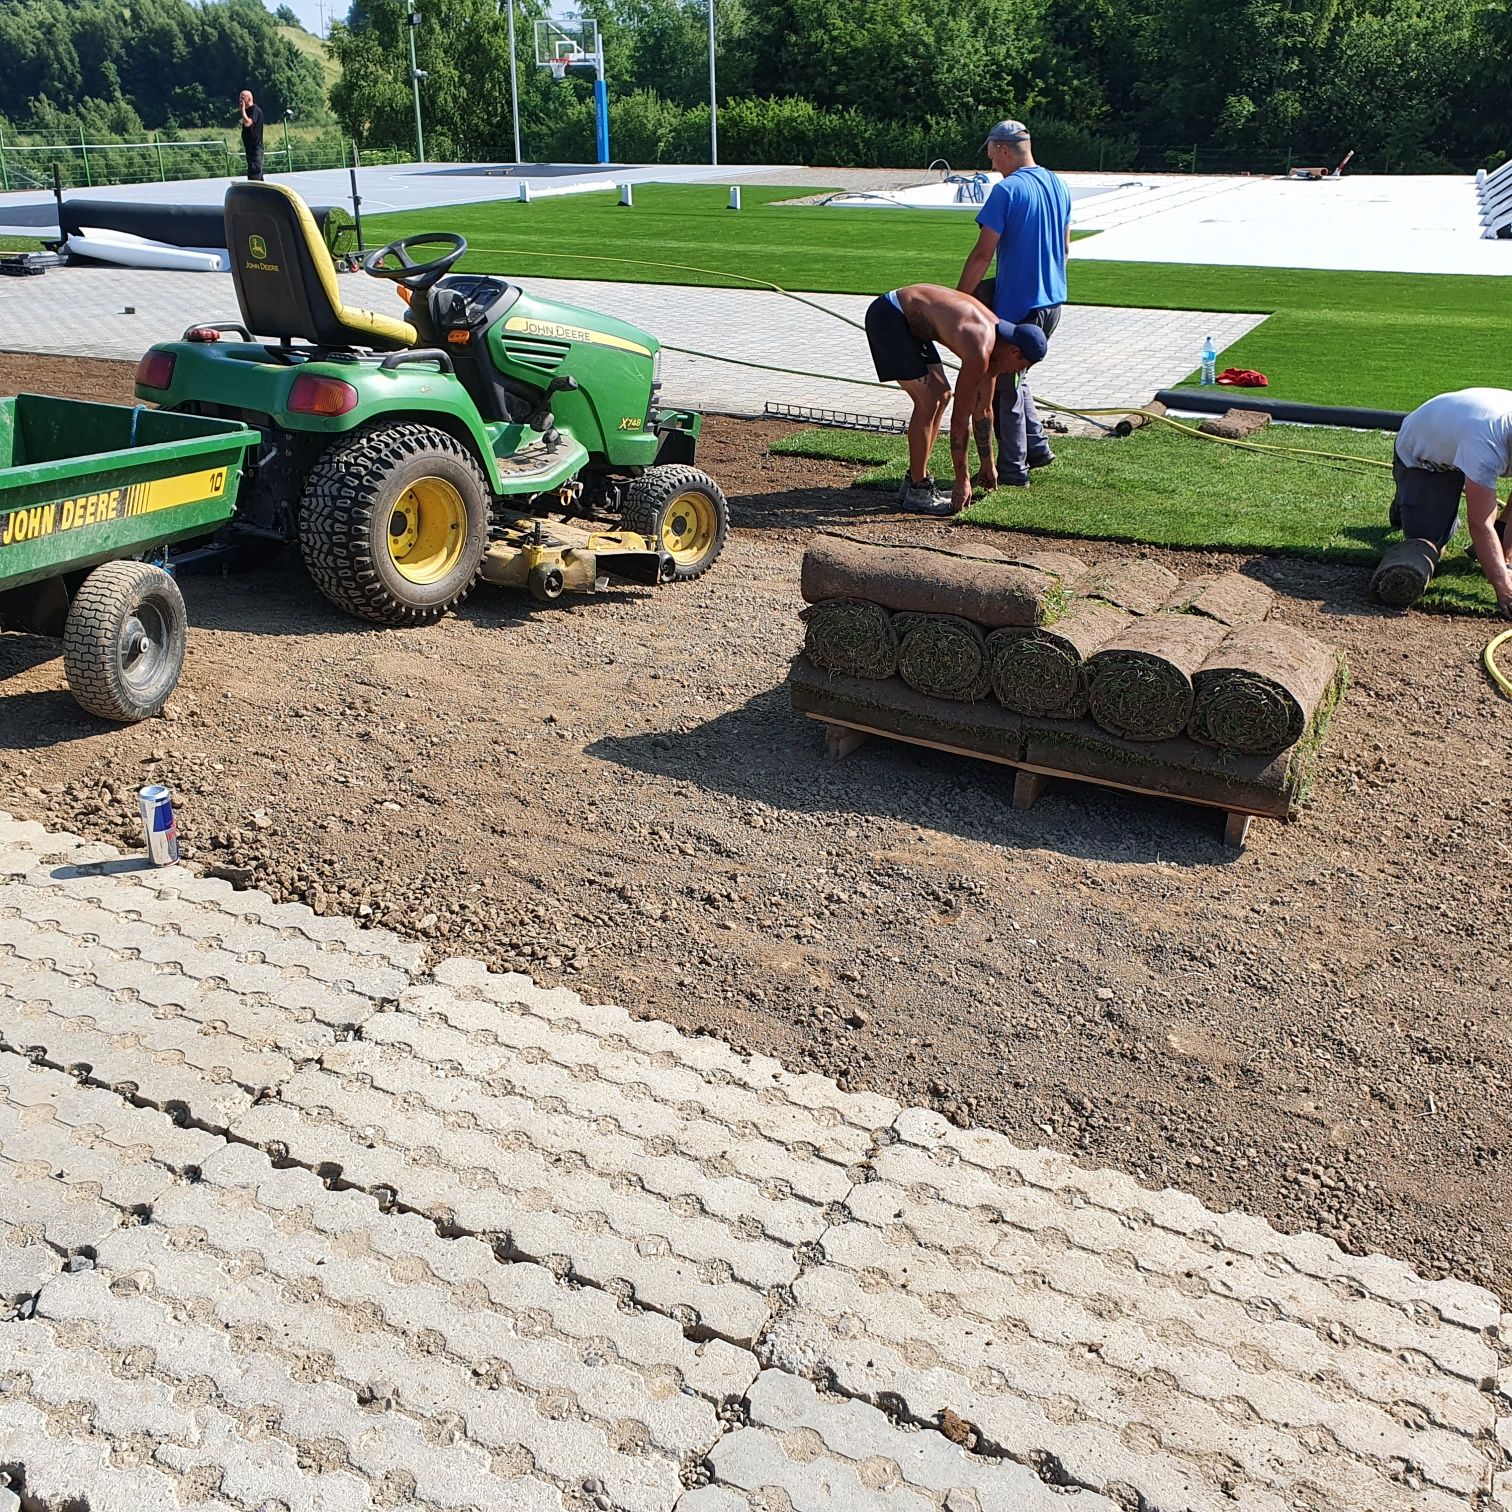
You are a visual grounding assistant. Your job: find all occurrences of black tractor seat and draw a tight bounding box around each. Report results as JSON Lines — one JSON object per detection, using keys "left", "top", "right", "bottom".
{"left": 225, "top": 182, "right": 418, "bottom": 351}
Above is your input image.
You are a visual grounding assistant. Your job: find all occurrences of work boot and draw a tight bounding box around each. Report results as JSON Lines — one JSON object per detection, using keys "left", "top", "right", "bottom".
{"left": 1027, "top": 449, "right": 1056, "bottom": 470}
{"left": 898, "top": 473, "right": 951, "bottom": 515}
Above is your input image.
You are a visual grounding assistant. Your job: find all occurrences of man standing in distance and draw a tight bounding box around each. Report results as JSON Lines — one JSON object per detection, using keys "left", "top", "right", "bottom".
{"left": 239, "top": 90, "right": 266, "bottom": 181}
{"left": 956, "top": 120, "right": 1071, "bottom": 488}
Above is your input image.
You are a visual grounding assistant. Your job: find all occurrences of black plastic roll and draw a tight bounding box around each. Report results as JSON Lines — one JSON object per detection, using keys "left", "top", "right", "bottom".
{"left": 1153, "top": 389, "right": 1407, "bottom": 432}
{"left": 60, "top": 198, "right": 346, "bottom": 251}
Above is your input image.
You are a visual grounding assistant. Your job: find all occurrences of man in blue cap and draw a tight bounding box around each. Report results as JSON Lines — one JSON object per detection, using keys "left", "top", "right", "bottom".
{"left": 863, "top": 283, "right": 1048, "bottom": 516}
{"left": 956, "top": 119, "right": 1072, "bottom": 489}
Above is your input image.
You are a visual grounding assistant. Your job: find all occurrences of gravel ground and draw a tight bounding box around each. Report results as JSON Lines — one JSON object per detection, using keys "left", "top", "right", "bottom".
{"left": 3, "top": 350, "right": 1510, "bottom": 1299}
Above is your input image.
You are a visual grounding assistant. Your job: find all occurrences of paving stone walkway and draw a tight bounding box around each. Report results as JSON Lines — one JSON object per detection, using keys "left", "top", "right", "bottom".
{"left": 0, "top": 812, "right": 1507, "bottom": 1511}
{"left": 0, "top": 264, "right": 1265, "bottom": 417}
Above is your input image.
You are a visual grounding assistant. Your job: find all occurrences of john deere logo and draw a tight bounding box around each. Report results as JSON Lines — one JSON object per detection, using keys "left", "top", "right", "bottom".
{"left": 248, "top": 234, "right": 268, "bottom": 261}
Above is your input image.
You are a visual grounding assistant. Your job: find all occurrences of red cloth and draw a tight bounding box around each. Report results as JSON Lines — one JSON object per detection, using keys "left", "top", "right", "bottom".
{"left": 1216, "top": 367, "right": 1269, "bottom": 387}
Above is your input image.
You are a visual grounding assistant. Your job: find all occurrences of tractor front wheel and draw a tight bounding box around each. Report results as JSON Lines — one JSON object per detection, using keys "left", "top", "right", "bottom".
{"left": 62, "top": 561, "right": 187, "bottom": 722}
{"left": 299, "top": 424, "right": 490, "bottom": 626}
{"left": 622, "top": 465, "right": 729, "bottom": 583}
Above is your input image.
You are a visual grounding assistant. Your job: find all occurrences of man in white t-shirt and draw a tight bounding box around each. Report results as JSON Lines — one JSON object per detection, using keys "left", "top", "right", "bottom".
{"left": 1392, "top": 388, "right": 1512, "bottom": 616}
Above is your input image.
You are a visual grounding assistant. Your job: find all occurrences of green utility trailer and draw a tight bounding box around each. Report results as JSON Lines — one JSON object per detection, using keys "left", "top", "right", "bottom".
{"left": 0, "top": 395, "right": 254, "bottom": 721}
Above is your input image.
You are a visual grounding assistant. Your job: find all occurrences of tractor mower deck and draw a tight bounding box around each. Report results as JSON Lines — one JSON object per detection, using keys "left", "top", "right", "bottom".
{"left": 482, "top": 516, "right": 669, "bottom": 603}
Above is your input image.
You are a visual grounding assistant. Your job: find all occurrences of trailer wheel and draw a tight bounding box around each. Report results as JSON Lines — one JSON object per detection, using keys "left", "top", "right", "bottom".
{"left": 62, "top": 562, "right": 187, "bottom": 723}
{"left": 621, "top": 466, "right": 729, "bottom": 582}
{"left": 299, "top": 424, "right": 490, "bottom": 626}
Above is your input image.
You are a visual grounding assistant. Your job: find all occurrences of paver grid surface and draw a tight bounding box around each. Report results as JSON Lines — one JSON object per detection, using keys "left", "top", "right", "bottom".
{"left": 0, "top": 264, "right": 1264, "bottom": 418}
{"left": 0, "top": 810, "right": 1506, "bottom": 1511}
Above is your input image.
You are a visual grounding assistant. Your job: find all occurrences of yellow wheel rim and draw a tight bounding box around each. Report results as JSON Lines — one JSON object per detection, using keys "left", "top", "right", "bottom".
{"left": 660, "top": 489, "right": 718, "bottom": 565}
{"left": 387, "top": 477, "right": 467, "bottom": 584}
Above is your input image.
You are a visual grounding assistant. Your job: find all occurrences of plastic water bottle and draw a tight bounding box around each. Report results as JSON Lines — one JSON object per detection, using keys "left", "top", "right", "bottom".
{"left": 1200, "top": 336, "right": 1217, "bottom": 386}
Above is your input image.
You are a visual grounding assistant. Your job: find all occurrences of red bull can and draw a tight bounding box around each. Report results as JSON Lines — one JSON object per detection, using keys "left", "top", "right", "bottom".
{"left": 138, "top": 784, "right": 179, "bottom": 867}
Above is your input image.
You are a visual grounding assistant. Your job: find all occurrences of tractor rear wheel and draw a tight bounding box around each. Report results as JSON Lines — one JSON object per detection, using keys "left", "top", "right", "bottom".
{"left": 62, "top": 561, "right": 187, "bottom": 722}
{"left": 622, "top": 465, "right": 729, "bottom": 582}
{"left": 299, "top": 424, "right": 490, "bottom": 626}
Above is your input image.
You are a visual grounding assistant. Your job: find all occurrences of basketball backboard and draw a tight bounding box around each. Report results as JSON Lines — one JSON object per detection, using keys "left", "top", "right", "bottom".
{"left": 534, "top": 16, "right": 598, "bottom": 77}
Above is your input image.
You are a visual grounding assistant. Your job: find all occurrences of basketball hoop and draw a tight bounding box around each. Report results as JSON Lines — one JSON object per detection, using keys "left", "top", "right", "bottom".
{"left": 536, "top": 18, "right": 596, "bottom": 79}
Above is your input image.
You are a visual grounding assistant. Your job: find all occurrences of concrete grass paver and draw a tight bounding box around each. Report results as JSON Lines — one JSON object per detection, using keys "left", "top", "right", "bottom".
{"left": 679, "top": 1370, "right": 1116, "bottom": 1511}
{"left": 0, "top": 811, "right": 1505, "bottom": 1511}
{"left": 0, "top": 262, "right": 1264, "bottom": 415}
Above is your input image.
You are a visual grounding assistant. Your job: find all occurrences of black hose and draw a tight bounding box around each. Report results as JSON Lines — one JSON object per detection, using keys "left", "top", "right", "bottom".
{"left": 1153, "top": 389, "right": 1407, "bottom": 432}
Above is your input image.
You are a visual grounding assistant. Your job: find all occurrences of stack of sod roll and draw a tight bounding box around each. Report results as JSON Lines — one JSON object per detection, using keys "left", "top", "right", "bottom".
{"left": 794, "top": 533, "right": 1347, "bottom": 817}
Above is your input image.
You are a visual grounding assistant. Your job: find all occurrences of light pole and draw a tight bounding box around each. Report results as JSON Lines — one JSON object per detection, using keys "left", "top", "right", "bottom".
{"left": 282, "top": 109, "right": 293, "bottom": 173}
{"left": 707, "top": 0, "right": 717, "bottom": 166}
{"left": 504, "top": 0, "right": 521, "bottom": 164}
{"left": 406, "top": 0, "right": 427, "bottom": 164}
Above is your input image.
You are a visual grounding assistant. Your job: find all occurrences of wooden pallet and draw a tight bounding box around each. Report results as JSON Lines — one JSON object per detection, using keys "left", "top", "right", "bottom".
{"left": 810, "top": 712, "right": 1259, "bottom": 849}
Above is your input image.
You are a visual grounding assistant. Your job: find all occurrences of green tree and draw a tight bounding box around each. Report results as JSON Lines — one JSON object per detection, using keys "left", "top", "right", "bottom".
{"left": 0, "top": 0, "right": 326, "bottom": 132}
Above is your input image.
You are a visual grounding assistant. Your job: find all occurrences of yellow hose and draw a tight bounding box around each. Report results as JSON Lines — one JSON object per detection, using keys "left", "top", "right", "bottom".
{"left": 459, "top": 240, "right": 1391, "bottom": 473}
{"left": 463, "top": 232, "right": 1512, "bottom": 644}
{"left": 1485, "top": 628, "right": 1512, "bottom": 699}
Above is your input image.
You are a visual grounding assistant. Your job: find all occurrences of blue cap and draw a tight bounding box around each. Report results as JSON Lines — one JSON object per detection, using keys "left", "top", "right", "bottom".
{"left": 997, "top": 321, "right": 1048, "bottom": 363}
{"left": 983, "top": 119, "right": 1031, "bottom": 147}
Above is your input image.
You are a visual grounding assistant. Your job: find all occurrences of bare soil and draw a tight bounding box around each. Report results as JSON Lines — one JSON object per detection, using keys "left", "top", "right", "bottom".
{"left": 4, "top": 350, "right": 1510, "bottom": 1298}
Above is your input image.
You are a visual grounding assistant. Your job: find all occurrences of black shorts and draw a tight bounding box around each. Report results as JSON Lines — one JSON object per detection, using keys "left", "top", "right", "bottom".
{"left": 1391, "top": 452, "right": 1463, "bottom": 548}
{"left": 865, "top": 296, "right": 941, "bottom": 383}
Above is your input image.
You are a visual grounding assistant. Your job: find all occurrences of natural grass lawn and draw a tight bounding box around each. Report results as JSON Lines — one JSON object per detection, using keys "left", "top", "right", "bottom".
{"left": 0, "top": 237, "right": 45, "bottom": 253}
{"left": 368, "top": 185, "right": 1512, "bottom": 411}
{"left": 1070, "top": 262, "right": 1509, "bottom": 411}
{"left": 771, "top": 422, "right": 1496, "bottom": 615}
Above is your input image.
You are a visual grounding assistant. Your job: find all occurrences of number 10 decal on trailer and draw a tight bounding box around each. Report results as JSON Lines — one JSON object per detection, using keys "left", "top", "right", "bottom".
{"left": 0, "top": 468, "right": 230, "bottom": 550}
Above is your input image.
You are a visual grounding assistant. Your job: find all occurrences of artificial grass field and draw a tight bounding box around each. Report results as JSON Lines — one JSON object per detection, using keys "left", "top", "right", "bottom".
{"left": 367, "top": 183, "right": 1511, "bottom": 412}
{"left": 770, "top": 422, "right": 1496, "bottom": 616}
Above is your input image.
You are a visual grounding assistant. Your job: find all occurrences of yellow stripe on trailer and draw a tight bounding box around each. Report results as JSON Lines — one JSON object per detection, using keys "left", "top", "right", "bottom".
{"left": 124, "top": 466, "right": 231, "bottom": 517}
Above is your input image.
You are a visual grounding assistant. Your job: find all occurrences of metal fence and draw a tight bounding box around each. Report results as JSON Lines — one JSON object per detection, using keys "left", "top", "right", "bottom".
{"left": 0, "top": 135, "right": 412, "bottom": 193}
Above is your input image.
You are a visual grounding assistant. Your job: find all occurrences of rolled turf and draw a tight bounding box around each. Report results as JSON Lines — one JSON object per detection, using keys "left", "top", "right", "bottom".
{"left": 1370, "top": 538, "right": 1441, "bottom": 607}
{"left": 1074, "top": 556, "right": 1181, "bottom": 616}
{"left": 896, "top": 613, "right": 993, "bottom": 701}
{"left": 997, "top": 549, "right": 1088, "bottom": 581}
{"left": 1085, "top": 613, "right": 1231, "bottom": 741}
{"left": 801, "top": 532, "right": 1066, "bottom": 627}
{"left": 800, "top": 599, "right": 898, "bottom": 680}
{"left": 987, "top": 600, "right": 1130, "bottom": 719}
{"left": 1189, "top": 623, "right": 1344, "bottom": 756}
{"left": 1163, "top": 573, "right": 1275, "bottom": 626}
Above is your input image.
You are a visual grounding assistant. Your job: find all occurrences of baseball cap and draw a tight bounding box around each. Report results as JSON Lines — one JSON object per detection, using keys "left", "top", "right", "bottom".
{"left": 996, "top": 321, "right": 1048, "bottom": 364}
{"left": 983, "top": 119, "right": 1031, "bottom": 148}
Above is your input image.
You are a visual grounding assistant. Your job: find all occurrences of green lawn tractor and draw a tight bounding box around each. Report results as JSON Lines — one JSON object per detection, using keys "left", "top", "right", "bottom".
{"left": 134, "top": 181, "right": 729, "bottom": 624}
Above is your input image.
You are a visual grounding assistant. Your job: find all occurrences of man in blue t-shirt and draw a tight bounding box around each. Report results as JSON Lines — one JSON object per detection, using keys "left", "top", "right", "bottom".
{"left": 956, "top": 120, "right": 1071, "bottom": 489}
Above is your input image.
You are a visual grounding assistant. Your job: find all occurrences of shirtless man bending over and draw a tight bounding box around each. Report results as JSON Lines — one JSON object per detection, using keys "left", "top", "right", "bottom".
{"left": 863, "top": 284, "right": 1048, "bottom": 516}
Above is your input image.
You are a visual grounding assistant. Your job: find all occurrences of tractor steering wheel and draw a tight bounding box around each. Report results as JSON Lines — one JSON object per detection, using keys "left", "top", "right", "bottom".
{"left": 363, "top": 232, "right": 467, "bottom": 292}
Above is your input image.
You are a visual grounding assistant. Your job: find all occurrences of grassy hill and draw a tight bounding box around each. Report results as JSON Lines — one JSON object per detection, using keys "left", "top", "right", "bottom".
{"left": 279, "top": 24, "right": 339, "bottom": 102}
